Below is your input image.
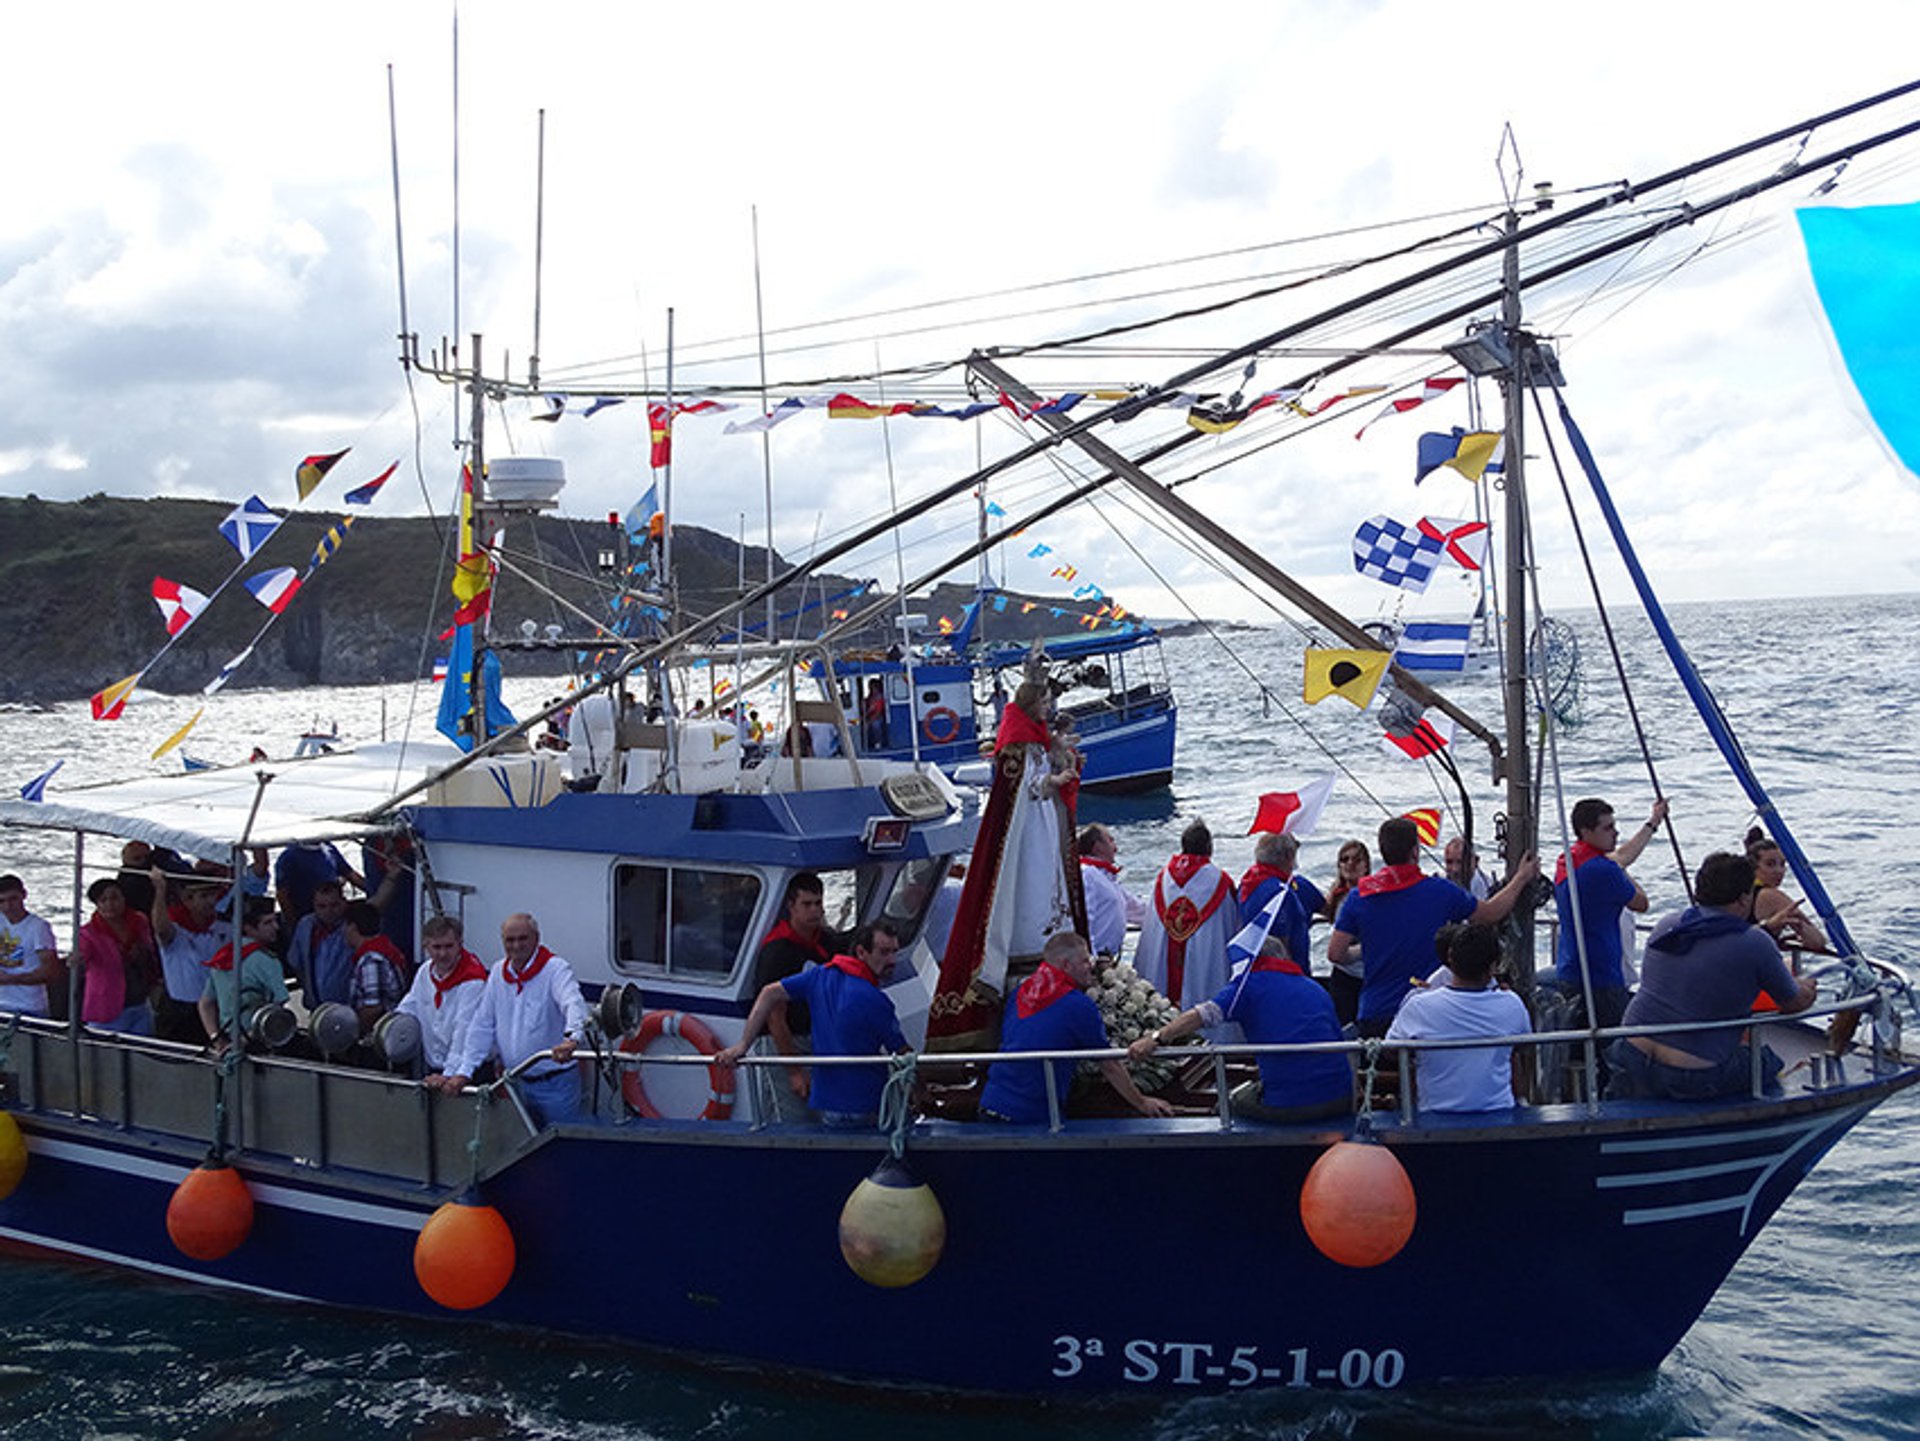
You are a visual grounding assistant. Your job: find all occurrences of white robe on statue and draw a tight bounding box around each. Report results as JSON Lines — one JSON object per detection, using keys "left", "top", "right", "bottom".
{"left": 978, "top": 746, "right": 1075, "bottom": 997}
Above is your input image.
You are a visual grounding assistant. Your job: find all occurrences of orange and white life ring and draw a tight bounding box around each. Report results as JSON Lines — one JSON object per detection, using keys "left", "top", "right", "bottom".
{"left": 921, "top": 706, "right": 962, "bottom": 745}
{"left": 618, "top": 1009, "right": 735, "bottom": 1121}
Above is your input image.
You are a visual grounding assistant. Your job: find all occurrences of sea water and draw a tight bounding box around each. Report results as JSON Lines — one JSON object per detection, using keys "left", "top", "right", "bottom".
{"left": 0, "top": 593, "right": 1916, "bottom": 1439}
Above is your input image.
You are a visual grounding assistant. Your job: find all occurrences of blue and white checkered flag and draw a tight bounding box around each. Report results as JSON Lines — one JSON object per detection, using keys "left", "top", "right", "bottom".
{"left": 1352, "top": 514, "right": 1443, "bottom": 592}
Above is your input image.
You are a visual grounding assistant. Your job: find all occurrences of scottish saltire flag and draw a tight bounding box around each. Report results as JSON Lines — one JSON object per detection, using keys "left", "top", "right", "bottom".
{"left": 220, "top": 496, "right": 282, "bottom": 560}
{"left": 1395, "top": 620, "right": 1473, "bottom": 671}
{"left": 295, "top": 449, "right": 349, "bottom": 500}
{"left": 343, "top": 461, "right": 397, "bottom": 506}
{"left": 310, "top": 516, "right": 355, "bottom": 568}
{"left": 1798, "top": 201, "right": 1920, "bottom": 482}
{"left": 1415, "top": 428, "right": 1505, "bottom": 484}
{"left": 18, "top": 759, "right": 62, "bottom": 802}
{"left": 1353, "top": 515, "right": 1444, "bottom": 591}
{"left": 244, "top": 567, "right": 302, "bottom": 613}
{"left": 151, "top": 577, "right": 210, "bottom": 637}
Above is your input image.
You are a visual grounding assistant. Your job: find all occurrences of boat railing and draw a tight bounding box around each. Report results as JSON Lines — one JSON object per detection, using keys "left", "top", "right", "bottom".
{"left": 591, "top": 987, "right": 1901, "bottom": 1133}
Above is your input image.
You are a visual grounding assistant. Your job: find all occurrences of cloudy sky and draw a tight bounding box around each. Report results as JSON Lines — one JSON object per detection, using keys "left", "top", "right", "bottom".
{"left": 5, "top": 2, "right": 1920, "bottom": 628}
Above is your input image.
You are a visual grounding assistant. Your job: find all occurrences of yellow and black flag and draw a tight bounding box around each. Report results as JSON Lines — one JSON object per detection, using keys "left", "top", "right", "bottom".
{"left": 1303, "top": 647, "right": 1391, "bottom": 709}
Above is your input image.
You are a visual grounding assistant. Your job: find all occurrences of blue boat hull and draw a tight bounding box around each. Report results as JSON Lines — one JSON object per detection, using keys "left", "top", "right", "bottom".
{"left": 2, "top": 1074, "right": 1904, "bottom": 1397}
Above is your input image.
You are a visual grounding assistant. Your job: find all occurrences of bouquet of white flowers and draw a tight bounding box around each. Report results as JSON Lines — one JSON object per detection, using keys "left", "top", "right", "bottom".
{"left": 1083, "top": 958, "right": 1186, "bottom": 1092}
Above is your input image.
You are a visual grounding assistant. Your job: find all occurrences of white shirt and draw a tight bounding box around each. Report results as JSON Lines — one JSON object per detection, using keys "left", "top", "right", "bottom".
{"left": 0, "top": 910, "right": 57, "bottom": 1016}
{"left": 1387, "top": 984, "right": 1530, "bottom": 1114}
{"left": 1080, "top": 861, "right": 1143, "bottom": 957}
{"left": 396, "top": 961, "right": 489, "bottom": 1071}
{"left": 449, "top": 951, "right": 591, "bottom": 1079}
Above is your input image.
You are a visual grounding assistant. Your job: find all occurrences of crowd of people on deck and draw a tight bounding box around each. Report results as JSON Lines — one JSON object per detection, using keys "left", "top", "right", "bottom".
{"left": 1, "top": 688, "right": 1837, "bottom": 1138}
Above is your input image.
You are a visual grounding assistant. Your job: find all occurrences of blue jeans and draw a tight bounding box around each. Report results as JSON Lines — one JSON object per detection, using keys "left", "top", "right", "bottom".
{"left": 514, "top": 1067, "right": 584, "bottom": 1127}
{"left": 1606, "top": 1038, "right": 1783, "bottom": 1100}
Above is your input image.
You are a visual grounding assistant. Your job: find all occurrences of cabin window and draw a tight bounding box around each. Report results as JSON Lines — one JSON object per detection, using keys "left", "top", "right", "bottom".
{"left": 877, "top": 855, "right": 952, "bottom": 949}
{"left": 613, "top": 864, "right": 763, "bottom": 978}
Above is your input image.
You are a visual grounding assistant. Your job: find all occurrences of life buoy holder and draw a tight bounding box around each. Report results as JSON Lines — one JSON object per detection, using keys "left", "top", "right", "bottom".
{"left": 921, "top": 706, "right": 962, "bottom": 745}
{"left": 618, "top": 1009, "right": 735, "bottom": 1121}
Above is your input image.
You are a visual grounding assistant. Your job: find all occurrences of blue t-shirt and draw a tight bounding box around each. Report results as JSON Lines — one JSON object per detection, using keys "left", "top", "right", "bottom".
{"left": 979, "top": 989, "right": 1108, "bottom": 1123}
{"left": 781, "top": 963, "right": 905, "bottom": 1117}
{"left": 1209, "top": 969, "right": 1350, "bottom": 1109}
{"left": 1334, "top": 876, "right": 1478, "bottom": 1022}
{"left": 274, "top": 843, "right": 349, "bottom": 921}
{"left": 289, "top": 914, "right": 355, "bottom": 1007}
{"left": 1553, "top": 854, "right": 1636, "bottom": 990}
{"left": 1240, "top": 873, "right": 1327, "bottom": 972}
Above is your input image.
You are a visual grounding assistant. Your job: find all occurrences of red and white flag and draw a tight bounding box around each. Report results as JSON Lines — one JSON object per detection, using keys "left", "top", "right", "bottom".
{"left": 1355, "top": 376, "right": 1466, "bottom": 438}
{"left": 151, "top": 577, "right": 210, "bottom": 637}
{"left": 1383, "top": 709, "right": 1455, "bottom": 761}
{"left": 244, "top": 567, "right": 302, "bottom": 614}
{"left": 1247, "top": 774, "right": 1336, "bottom": 838}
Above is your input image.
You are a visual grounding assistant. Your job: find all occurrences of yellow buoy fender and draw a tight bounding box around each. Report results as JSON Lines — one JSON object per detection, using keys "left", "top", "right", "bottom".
{"left": 839, "top": 1156, "right": 946, "bottom": 1288}
{"left": 0, "top": 1111, "right": 27, "bottom": 1201}
{"left": 1299, "top": 1138, "right": 1417, "bottom": 1268}
{"left": 414, "top": 1198, "right": 517, "bottom": 1310}
{"left": 166, "top": 1161, "right": 255, "bottom": 1261}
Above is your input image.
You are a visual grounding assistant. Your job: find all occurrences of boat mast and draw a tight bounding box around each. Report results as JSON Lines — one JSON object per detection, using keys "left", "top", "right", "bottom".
{"left": 1495, "top": 208, "right": 1537, "bottom": 975}
{"left": 466, "top": 333, "right": 488, "bottom": 741}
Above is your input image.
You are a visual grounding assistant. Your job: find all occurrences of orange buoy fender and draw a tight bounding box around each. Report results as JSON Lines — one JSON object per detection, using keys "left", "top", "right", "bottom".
{"left": 1299, "top": 1138, "right": 1417, "bottom": 1268}
{"left": 166, "top": 1161, "right": 255, "bottom": 1261}
{"left": 619, "top": 1009, "right": 735, "bottom": 1121}
{"left": 839, "top": 1156, "right": 946, "bottom": 1288}
{"left": 414, "top": 1197, "right": 516, "bottom": 1310}
{"left": 0, "top": 1111, "right": 26, "bottom": 1201}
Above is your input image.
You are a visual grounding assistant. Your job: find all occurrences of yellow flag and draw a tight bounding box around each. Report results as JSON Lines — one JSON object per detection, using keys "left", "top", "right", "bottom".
{"left": 150, "top": 706, "right": 204, "bottom": 761}
{"left": 1303, "top": 648, "right": 1391, "bottom": 709}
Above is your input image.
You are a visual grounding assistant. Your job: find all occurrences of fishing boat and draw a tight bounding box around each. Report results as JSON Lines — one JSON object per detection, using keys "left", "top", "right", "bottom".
{"left": 823, "top": 613, "right": 1177, "bottom": 792}
{"left": 3, "top": 84, "right": 1920, "bottom": 1401}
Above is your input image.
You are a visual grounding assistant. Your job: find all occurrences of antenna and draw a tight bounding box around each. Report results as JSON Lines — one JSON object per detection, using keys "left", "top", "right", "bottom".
{"left": 530, "top": 108, "right": 546, "bottom": 392}
{"left": 386, "top": 65, "right": 412, "bottom": 366}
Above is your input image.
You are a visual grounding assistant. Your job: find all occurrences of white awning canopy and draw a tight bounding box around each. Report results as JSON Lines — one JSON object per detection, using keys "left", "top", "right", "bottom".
{"left": 0, "top": 740, "right": 466, "bottom": 859}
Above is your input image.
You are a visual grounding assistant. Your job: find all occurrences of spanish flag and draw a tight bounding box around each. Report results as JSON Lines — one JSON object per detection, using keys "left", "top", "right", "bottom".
{"left": 1302, "top": 648, "right": 1391, "bottom": 709}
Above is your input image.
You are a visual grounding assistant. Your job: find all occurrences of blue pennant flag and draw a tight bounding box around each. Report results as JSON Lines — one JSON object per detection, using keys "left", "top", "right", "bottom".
{"left": 435, "top": 626, "right": 517, "bottom": 752}
{"left": 1798, "top": 200, "right": 1920, "bottom": 482}
{"left": 18, "top": 759, "right": 62, "bottom": 802}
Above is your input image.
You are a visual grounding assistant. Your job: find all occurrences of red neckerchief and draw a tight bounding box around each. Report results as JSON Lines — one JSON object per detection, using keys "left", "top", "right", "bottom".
{"left": 206, "top": 939, "right": 263, "bottom": 972}
{"left": 1553, "top": 840, "right": 1606, "bottom": 885}
{"left": 762, "top": 918, "right": 830, "bottom": 964}
{"left": 355, "top": 934, "right": 408, "bottom": 976}
{"left": 994, "top": 703, "right": 1049, "bottom": 754}
{"left": 1015, "top": 960, "right": 1078, "bottom": 1018}
{"left": 1250, "top": 953, "right": 1306, "bottom": 976}
{"left": 1165, "top": 853, "right": 1213, "bottom": 888}
{"left": 1237, "top": 862, "right": 1292, "bottom": 904}
{"left": 1080, "top": 855, "right": 1120, "bottom": 875}
{"left": 503, "top": 944, "right": 556, "bottom": 994}
{"left": 432, "top": 949, "right": 490, "bottom": 1007}
{"left": 824, "top": 952, "right": 882, "bottom": 986}
{"left": 1356, "top": 862, "right": 1426, "bottom": 897}
{"left": 168, "top": 900, "right": 214, "bottom": 935}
